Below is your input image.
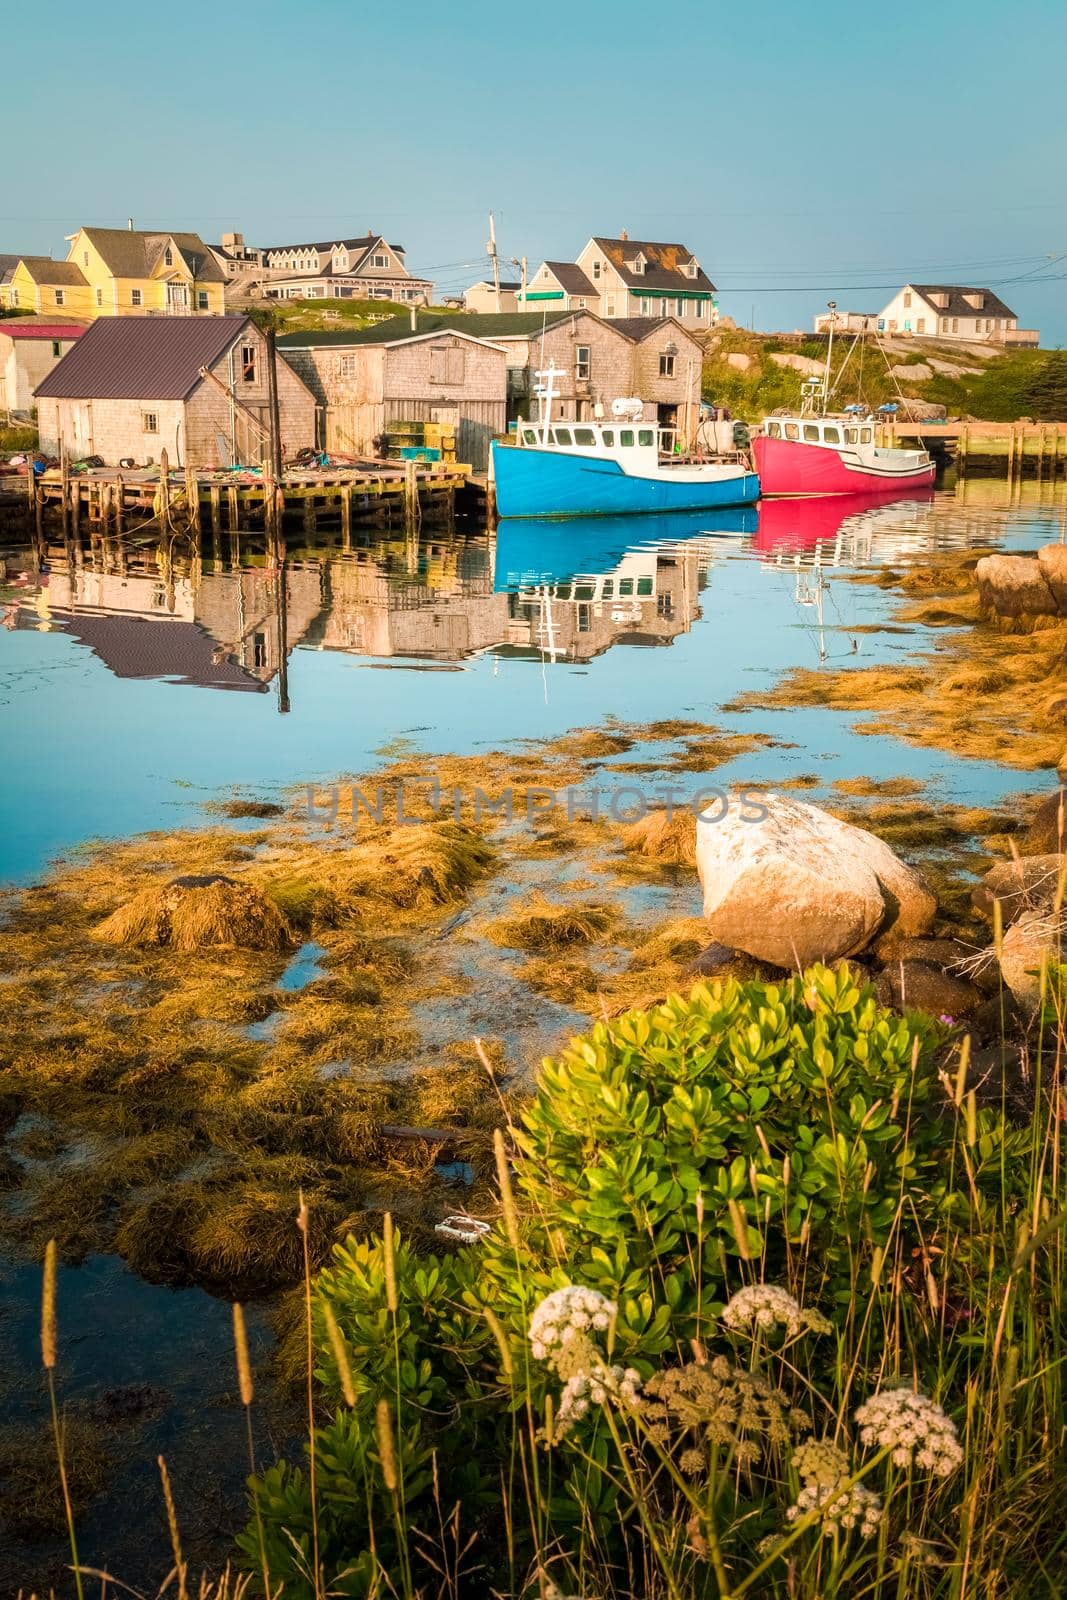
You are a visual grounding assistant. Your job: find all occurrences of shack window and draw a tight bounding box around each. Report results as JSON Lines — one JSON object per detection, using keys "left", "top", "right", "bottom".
{"left": 575, "top": 345, "right": 591, "bottom": 380}
{"left": 785, "top": 423, "right": 800, "bottom": 441}
{"left": 601, "top": 429, "right": 614, "bottom": 446}
{"left": 618, "top": 578, "right": 634, "bottom": 596}
{"left": 131, "top": 288, "right": 142, "bottom": 307}
{"left": 659, "top": 353, "right": 676, "bottom": 378}
{"left": 637, "top": 576, "right": 654, "bottom": 597}
{"left": 50, "top": 340, "right": 61, "bottom": 357}
{"left": 142, "top": 412, "right": 158, "bottom": 433}
{"left": 577, "top": 604, "right": 591, "bottom": 633}
{"left": 803, "top": 424, "right": 820, "bottom": 441}
{"left": 620, "top": 430, "right": 634, "bottom": 447}
{"left": 240, "top": 344, "right": 257, "bottom": 383}
{"left": 339, "top": 353, "right": 356, "bottom": 379}
{"left": 602, "top": 580, "right": 614, "bottom": 597}
{"left": 522, "top": 429, "right": 537, "bottom": 444}
{"left": 554, "top": 427, "right": 573, "bottom": 445}
{"left": 638, "top": 429, "right": 654, "bottom": 446}
{"left": 574, "top": 428, "right": 596, "bottom": 445}
{"left": 575, "top": 584, "right": 595, "bottom": 600}
{"left": 823, "top": 425, "right": 841, "bottom": 444}
{"left": 429, "top": 346, "right": 465, "bottom": 385}
{"left": 252, "top": 632, "right": 267, "bottom": 668}
{"left": 767, "top": 422, "right": 781, "bottom": 438}
{"left": 860, "top": 427, "right": 872, "bottom": 443}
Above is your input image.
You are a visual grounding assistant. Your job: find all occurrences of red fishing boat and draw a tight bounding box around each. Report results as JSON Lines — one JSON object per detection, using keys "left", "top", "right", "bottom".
{"left": 752, "top": 304, "right": 937, "bottom": 497}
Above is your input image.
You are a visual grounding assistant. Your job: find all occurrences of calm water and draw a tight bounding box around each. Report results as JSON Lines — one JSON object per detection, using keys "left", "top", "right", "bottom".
{"left": 1, "top": 478, "right": 1064, "bottom": 885}
{"left": 1, "top": 476, "right": 1065, "bottom": 1589}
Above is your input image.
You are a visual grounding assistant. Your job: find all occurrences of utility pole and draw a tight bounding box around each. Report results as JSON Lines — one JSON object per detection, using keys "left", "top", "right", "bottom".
{"left": 511, "top": 255, "right": 527, "bottom": 307}
{"left": 487, "top": 211, "right": 501, "bottom": 311}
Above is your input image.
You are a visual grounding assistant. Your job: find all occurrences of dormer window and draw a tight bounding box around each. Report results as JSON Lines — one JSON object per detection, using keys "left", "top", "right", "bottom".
{"left": 686, "top": 261, "right": 698, "bottom": 278}
{"left": 630, "top": 253, "right": 647, "bottom": 274}
{"left": 164, "top": 247, "right": 173, "bottom": 267}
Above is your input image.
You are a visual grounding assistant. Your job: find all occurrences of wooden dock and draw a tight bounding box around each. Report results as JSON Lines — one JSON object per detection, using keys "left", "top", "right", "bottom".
{"left": 877, "top": 419, "right": 1067, "bottom": 477}
{"left": 11, "top": 456, "right": 488, "bottom": 542}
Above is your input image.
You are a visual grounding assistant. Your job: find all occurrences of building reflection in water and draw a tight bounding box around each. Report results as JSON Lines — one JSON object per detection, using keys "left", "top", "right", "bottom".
{"left": 1, "top": 480, "right": 1039, "bottom": 700}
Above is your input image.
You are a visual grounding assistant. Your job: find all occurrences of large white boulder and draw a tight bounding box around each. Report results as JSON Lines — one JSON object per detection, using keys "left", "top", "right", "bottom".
{"left": 695, "top": 795, "right": 937, "bottom": 968}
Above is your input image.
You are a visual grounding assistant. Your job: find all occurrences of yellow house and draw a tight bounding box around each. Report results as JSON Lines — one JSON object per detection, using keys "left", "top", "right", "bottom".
{"left": 65, "top": 228, "right": 227, "bottom": 316}
{"left": 4, "top": 257, "right": 94, "bottom": 317}
{"left": 0, "top": 228, "right": 226, "bottom": 318}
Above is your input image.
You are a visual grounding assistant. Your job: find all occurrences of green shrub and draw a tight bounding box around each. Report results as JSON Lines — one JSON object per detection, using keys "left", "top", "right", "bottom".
{"left": 240, "top": 965, "right": 1033, "bottom": 1598}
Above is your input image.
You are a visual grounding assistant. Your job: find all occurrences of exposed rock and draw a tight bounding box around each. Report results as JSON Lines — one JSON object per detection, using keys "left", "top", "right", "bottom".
{"left": 769, "top": 352, "right": 824, "bottom": 376}
{"left": 1021, "top": 788, "right": 1066, "bottom": 855}
{"left": 927, "top": 358, "right": 982, "bottom": 378}
{"left": 974, "top": 554, "right": 1058, "bottom": 618}
{"left": 890, "top": 362, "right": 933, "bottom": 382}
{"left": 726, "top": 352, "right": 752, "bottom": 371}
{"left": 972, "top": 855, "right": 1065, "bottom": 924}
{"left": 999, "top": 909, "right": 1064, "bottom": 1014}
{"left": 895, "top": 397, "right": 946, "bottom": 421}
{"left": 684, "top": 942, "right": 782, "bottom": 982}
{"left": 874, "top": 960, "right": 982, "bottom": 1019}
{"left": 873, "top": 933, "right": 972, "bottom": 966}
{"left": 695, "top": 794, "right": 936, "bottom": 968}
{"left": 1038, "top": 544, "right": 1067, "bottom": 613}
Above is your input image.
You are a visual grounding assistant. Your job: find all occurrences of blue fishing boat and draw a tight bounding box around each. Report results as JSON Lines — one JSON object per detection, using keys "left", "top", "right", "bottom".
{"left": 490, "top": 369, "right": 759, "bottom": 520}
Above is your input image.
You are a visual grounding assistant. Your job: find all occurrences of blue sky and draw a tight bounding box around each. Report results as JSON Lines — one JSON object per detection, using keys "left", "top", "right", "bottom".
{"left": 6, "top": 0, "right": 1066, "bottom": 340}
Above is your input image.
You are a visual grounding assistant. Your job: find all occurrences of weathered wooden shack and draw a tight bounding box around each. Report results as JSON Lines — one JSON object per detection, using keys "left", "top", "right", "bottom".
{"left": 279, "top": 324, "right": 508, "bottom": 470}
{"left": 35, "top": 314, "right": 316, "bottom": 467}
{"left": 0, "top": 316, "right": 87, "bottom": 418}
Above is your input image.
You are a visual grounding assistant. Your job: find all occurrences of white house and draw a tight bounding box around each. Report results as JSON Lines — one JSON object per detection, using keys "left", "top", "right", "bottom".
{"left": 520, "top": 236, "right": 718, "bottom": 327}
{"left": 225, "top": 233, "right": 434, "bottom": 305}
{"left": 874, "top": 285, "right": 1038, "bottom": 346}
{"left": 463, "top": 279, "right": 521, "bottom": 313}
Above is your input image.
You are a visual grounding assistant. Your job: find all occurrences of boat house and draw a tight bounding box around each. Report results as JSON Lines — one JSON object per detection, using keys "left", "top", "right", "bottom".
{"left": 35, "top": 315, "right": 316, "bottom": 467}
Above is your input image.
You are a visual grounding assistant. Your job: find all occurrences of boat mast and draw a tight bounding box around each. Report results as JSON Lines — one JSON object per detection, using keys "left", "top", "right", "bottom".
{"left": 822, "top": 300, "right": 836, "bottom": 414}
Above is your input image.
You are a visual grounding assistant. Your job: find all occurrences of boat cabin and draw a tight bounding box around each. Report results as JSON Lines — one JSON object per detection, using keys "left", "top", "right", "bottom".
{"left": 764, "top": 417, "right": 875, "bottom": 448}
{"left": 516, "top": 419, "right": 678, "bottom": 459}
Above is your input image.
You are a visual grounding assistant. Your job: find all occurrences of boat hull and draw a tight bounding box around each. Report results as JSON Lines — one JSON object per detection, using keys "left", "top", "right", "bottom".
{"left": 752, "top": 434, "right": 936, "bottom": 496}
{"left": 491, "top": 442, "right": 760, "bottom": 518}
{"left": 494, "top": 506, "right": 759, "bottom": 590}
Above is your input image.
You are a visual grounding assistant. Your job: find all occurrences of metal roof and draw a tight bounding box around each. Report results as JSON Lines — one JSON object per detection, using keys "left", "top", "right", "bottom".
{"left": 279, "top": 310, "right": 577, "bottom": 349}
{"left": 35, "top": 315, "right": 250, "bottom": 400}
{"left": 0, "top": 322, "right": 86, "bottom": 341}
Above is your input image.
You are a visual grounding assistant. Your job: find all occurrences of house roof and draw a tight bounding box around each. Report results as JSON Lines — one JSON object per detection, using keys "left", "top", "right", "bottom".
{"left": 591, "top": 238, "right": 716, "bottom": 293}
{"left": 35, "top": 314, "right": 250, "bottom": 400}
{"left": 16, "top": 257, "right": 90, "bottom": 286}
{"left": 0, "top": 254, "right": 21, "bottom": 284}
{"left": 279, "top": 310, "right": 579, "bottom": 348}
{"left": 0, "top": 321, "right": 86, "bottom": 341}
{"left": 79, "top": 228, "right": 227, "bottom": 284}
{"left": 51, "top": 612, "right": 268, "bottom": 692}
{"left": 909, "top": 284, "right": 1017, "bottom": 320}
{"left": 263, "top": 234, "right": 404, "bottom": 260}
{"left": 609, "top": 316, "right": 704, "bottom": 348}
{"left": 466, "top": 280, "right": 521, "bottom": 293}
{"left": 543, "top": 261, "right": 597, "bottom": 297}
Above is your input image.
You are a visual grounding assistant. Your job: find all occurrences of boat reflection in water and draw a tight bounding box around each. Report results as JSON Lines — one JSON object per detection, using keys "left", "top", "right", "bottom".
{"left": 493, "top": 507, "right": 757, "bottom": 663}
{"left": 753, "top": 488, "right": 936, "bottom": 563}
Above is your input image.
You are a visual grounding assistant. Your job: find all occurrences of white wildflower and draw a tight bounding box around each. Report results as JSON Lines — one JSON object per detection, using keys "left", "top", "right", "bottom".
{"left": 787, "top": 1479, "right": 883, "bottom": 1539}
{"left": 854, "top": 1388, "right": 963, "bottom": 1478}
{"left": 529, "top": 1286, "right": 617, "bottom": 1369}
{"left": 721, "top": 1285, "right": 830, "bottom": 1338}
{"left": 550, "top": 1361, "right": 642, "bottom": 1439}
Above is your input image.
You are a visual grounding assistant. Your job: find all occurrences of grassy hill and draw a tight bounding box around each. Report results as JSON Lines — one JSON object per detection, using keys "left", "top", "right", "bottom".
{"left": 702, "top": 329, "right": 1067, "bottom": 423}
{"left": 240, "top": 296, "right": 460, "bottom": 337}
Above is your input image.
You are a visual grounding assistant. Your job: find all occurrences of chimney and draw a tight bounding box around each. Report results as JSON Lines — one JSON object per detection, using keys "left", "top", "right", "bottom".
{"left": 620, "top": 228, "right": 628, "bottom": 241}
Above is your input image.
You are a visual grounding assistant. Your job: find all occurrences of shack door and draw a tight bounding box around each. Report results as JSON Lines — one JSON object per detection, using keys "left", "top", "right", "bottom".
{"left": 68, "top": 402, "right": 93, "bottom": 458}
